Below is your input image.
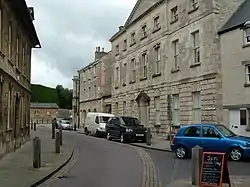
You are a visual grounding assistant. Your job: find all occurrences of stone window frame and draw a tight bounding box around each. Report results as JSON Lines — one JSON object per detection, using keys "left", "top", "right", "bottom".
{"left": 115, "top": 44, "right": 119, "bottom": 56}
{"left": 115, "top": 102, "right": 119, "bottom": 115}
{"left": 243, "top": 27, "right": 250, "bottom": 47}
{"left": 141, "top": 24, "right": 147, "bottom": 40}
{"left": 8, "top": 22, "right": 12, "bottom": 60}
{"left": 242, "top": 61, "right": 250, "bottom": 87}
{"left": 172, "top": 94, "right": 180, "bottom": 125}
{"left": 170, "top": 6, "right": 178, "bottom": 24}
{"left": 154, "top": 96, "right": 161, "bottom": 125}
{"left": 171, "top": 39, "right": 180, "bottom": 73}
{"left": 123, "top": 101, "right": 126, "bottom": 116}
{"left": 94, "top": 85, "right": 97, "bottom": 97}
{"left": 123, "top": 39, "right": 127, "bottom": 51}
{"left": 192, "top": 91, "right": 201, "bottom": 123}
{"left": 122, "top": 63, "right": 127, "bottom": 86}
{"left": 152, "top": 15, "right": 161, "bottom": 33}
{"left": 152, "top": 43, "right": 161, "bottom": 77}
{"left": 188, "top": 0, "right": 199, "bottom": 14}
{"left": 190, "top": 30, "right": 201, "bottom": 68}
{"left": 130, "top": 58, "right": 136, "bottom": 83}
{"left": 130, "top": 31, "right": 136, "bottom": 46}
{"left": 140, "top": 51, "right": 148, "bottom": 80}
{"left": 115, "top": 66, "right": 120, "bottom": 89}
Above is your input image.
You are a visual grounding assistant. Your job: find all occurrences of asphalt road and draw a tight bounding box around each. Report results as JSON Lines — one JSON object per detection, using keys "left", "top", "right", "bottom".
{"left": 146, "top": 149, "right": 250, "bottom": 187}
{"left": 51, "top": 130, "right": 143, "bottom": 187}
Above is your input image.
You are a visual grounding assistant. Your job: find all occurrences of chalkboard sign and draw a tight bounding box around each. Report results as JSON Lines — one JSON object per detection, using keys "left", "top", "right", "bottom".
{"left": 200, "top": 152, "right": 225, "bottom": 187}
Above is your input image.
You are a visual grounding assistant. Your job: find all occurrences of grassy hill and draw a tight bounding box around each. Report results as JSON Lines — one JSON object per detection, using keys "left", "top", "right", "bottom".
{"left": 31, "top": 84, "right": 59, "bottom": 104}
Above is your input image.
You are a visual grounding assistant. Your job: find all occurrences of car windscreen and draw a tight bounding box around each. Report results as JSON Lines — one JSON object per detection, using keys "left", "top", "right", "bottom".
{"left": 99, "top": 116, "right": 110, "bottom": 123}
{"left": 120, "top": 117, "right": 142, "bottom": 126}
{"left": 217, "top": 125, "right": 236, "bottom": 137}
{"left": 61, "top": 120, "right": 70, "bottom": 124}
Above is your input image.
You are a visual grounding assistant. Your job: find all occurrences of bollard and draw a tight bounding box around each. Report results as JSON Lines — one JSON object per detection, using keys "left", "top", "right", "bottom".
{"left": 55, "top": 132, "right": 60, "bottom": 154}
{"left": 33, "top": 137, "right": 41, "bottom": 168}
{"left": 74, "top": 124, "right": 76, "bottom": 131}
{"left": 52, "top": 123, "right": 55, "bottom": 139}
{"left": 191, "top": 145, "right": 203, "bottom": 185}
{"left": 146, "top": 128, "right": 152, "bottom": 146}
{"left": 34, "top": 122, "right": 36, "bottom": 131}
{"left": 59, "top": 126, "right": 62, "bottom": 145}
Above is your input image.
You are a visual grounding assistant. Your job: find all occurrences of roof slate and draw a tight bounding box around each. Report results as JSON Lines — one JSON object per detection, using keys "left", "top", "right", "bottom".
{"left": 219, "top": 0, "right": 250, "bottom": 34}
{"left": 30, "top": 103, "right": 59, "bottom": 109}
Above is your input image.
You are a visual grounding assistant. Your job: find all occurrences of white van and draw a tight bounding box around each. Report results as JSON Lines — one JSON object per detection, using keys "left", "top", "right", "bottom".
{"left": 84, "top": 112, "right": 115, "bottom": 137}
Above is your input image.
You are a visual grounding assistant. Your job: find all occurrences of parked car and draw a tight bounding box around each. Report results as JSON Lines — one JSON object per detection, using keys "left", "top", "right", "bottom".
{"left": 105, "top": 116, "right": 147, "bottom": 143}
{"left": 59, "top": 120, "right": 73, "bottom": 130}
{"left": 171, "top": 123, "right": 250, "bottom": 161}
{"left": 84, "top": 112, "right": 115, "bottom": 137}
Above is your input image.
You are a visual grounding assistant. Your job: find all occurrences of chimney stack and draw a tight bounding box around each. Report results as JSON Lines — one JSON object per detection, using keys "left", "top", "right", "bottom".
{"left": 102, "top": 48, "right": 104, "bottom": 52}
{"left": 97, "top": 46, "right": 100, "bottom": 52}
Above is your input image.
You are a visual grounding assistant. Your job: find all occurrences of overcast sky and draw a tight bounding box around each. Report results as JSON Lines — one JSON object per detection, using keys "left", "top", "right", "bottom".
{"left": 26, "top": 0, "right": 136, "bottom": 89}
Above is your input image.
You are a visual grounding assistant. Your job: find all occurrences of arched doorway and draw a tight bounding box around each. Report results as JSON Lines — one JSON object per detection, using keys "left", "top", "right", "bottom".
{"left": 136, "top": 91, "right": 150, "bottom": 128}
{"left": 93, "top": 109, "right": 97, "bottom": 112}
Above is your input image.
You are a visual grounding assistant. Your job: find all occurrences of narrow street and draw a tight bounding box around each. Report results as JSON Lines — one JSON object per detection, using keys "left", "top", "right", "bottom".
{"left": 49, "top": 128, "right": 143, "bottom": 187}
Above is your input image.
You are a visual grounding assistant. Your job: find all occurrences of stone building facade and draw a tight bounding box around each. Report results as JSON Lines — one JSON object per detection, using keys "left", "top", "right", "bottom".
{"left": 0, "top": 0, "right": 40, "bottom": 156}
{"left": 219, "top": 0, "right": 250, "bottom": 136}
{"left": 109, "top": 0, "right": 243, "bottom": 137}
{"left": 30, "top": 103, "right": 59, "bottom": 124}
{"left": 72, "top": 75, "right": 80, "bottom": 128}
{"left": 77, "top": 47, "right": 115, "bottom": 127}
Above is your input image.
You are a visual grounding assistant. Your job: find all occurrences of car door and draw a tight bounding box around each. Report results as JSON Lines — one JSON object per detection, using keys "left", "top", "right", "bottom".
{"left": 200, "top": 126, "right": 227, "bottom": 153}
{"left": 106, "top": 118, "right": 115, "bottom": 136}
{"left": 180, "top": 125, "right": 203, "bottom": 151}
{"left": 112, "top": 117, "right": 122, "bottom": 138}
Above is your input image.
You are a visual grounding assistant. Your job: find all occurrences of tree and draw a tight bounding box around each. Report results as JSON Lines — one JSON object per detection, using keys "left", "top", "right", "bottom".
{"left": 55, "top": 85, "right": 73, "bottom": 109}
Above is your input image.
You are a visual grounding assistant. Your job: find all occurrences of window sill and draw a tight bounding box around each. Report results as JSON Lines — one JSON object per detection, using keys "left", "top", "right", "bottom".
{"left": 8, "top": 59, "right": 14, "bottom": 67}
{"left": 140, "top": 36, "right": 147, "bottom": 41}
{"left": 171, "top": 67, "right": 180, "bottom": 73}
{"left": 129, "top": 80, "right": 136, "bottom": 84}
{"left": 130, "top": 43, "right": 136, "bottom": 47}
{"left": 5, "top": 128, "right": 13, "bottom": 132}
{"left": 0, "top": 50, "right": 5, "bottom": 58}
{"left": 122, "top": 83, "right": 126, "bottom": 87}
{"left": 16, "top": 67, "right": 22, "bottom": 73}
{"left": 152, "top": 72, "right": 161, "bottom": 78}
{"left": 244, "top": 83, "right": 250, "bottom": 87}
{"left": 154, "top": 124, "right": 161, "bottom": 127}
{"left": 190, "top": 63, "right": 201, "bottom": 68}
{"left": 170, "top": 19, "right": 178, "bottom": 24}
{"left": 188, "top": 7, "right": 199, "bottom": 14}
{"left": 243, "top": 43, "right": 250, "bottom": 48}
{"left": 152, "top": 27, "right": 161, "bottom": 34}
{"left": 140, "top": 77, "right": 147, "bottom": 81}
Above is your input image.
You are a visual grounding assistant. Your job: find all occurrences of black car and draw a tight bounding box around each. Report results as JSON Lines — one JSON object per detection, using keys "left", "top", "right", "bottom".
{"left": 105, "top": 116, "right": 147, "bottom": 143}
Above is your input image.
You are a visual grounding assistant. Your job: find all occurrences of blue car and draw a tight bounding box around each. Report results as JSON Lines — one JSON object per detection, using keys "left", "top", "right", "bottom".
{"left": 171, "top": 124, "right": 250, "bottom": 161}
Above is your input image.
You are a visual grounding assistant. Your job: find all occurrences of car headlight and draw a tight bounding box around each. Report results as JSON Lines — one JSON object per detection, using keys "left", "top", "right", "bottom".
{"left": 246, "top": 142, "right": 250, "bottom": 147}
{"left": 126, "top": 128, "right": 133, "bottom": 132}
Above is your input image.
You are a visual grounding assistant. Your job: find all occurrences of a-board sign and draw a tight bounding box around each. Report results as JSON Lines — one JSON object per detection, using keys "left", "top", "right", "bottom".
{"left": 200, "top": 152, "right": 226, "bottom": 187}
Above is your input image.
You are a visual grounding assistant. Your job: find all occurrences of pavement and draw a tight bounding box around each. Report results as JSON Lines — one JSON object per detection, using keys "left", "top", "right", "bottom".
{"left": 130, "top": 136, "right": 172, "bottom": 152}
{"left": 0, "top": 124, "right": 73, "bottom": 187}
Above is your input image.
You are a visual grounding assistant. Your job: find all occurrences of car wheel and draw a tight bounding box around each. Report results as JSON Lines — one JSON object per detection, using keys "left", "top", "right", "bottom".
{"left": 95, "top": 130, "right": 100, "bottom": 137}
{"left": 85, "top": 128, "right": 90, "bottom": 135}
{"left": 175, "top": 146, "right": 187, "bottom": 159}
{"left": 106, "top": 131, "right": 112, "bottom": 140}
{"left": 120, "top": 133, "right": 125, "bottom": 143}
{"left": 229, "top": 147, "right": 242, "bottom": 161}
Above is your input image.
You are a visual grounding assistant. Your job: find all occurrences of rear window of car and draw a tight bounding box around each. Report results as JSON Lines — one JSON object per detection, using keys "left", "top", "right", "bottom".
{"left": 183, "top": 126, "right": 201, "bottom": 137}
{"left": 121, "top": 117, "right": 141, "bottom": 126}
